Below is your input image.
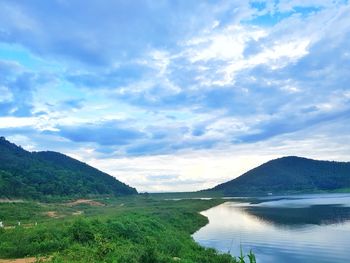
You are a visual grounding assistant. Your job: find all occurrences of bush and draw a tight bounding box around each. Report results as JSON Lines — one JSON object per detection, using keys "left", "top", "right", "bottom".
{"left": 70, "top": 219, "right": 94, "bottom": 244}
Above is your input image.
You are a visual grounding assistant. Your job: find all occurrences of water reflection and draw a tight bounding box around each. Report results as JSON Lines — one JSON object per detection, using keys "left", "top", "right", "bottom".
{"left": 243, "top": 204, "right": 350, "bottom": 226}
{"left": 193, "top": 194, "right": 350, "bottom": 263}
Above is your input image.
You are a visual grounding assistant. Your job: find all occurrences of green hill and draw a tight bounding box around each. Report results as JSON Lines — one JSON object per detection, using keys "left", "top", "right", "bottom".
{"left": 211, "top": 156, "right": 350, "bottom": 196}
{"left": 0, "top": 137, "right": 137, "bottom": 199}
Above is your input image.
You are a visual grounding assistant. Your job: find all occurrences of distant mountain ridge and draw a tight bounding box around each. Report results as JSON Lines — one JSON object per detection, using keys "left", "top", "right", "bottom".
{"left": 0, "top": 137, "right": 137, "bottom": 199}
{"left": 211, "top": 156, "right": 350, "bottom": 196}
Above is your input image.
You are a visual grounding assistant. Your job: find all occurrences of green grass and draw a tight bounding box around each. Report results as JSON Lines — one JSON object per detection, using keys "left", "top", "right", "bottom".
{"left": 0, "top": 196, "right": 255, "bottom": 263}
{"left": 0, "top": 202, "right": 46, "bottom": 225}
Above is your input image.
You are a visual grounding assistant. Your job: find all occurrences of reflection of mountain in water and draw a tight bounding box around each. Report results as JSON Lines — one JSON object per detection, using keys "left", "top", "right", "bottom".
{"left": 242, "top": 204, "right": 350, "bottom": 226}
{"left": 194, "top": 196, "right": 350, "bottom": 263}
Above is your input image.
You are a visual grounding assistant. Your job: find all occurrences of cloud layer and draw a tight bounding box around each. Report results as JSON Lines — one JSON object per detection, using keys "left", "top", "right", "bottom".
{"left": 0, "top": 0, "right": 349, "bottom": 191}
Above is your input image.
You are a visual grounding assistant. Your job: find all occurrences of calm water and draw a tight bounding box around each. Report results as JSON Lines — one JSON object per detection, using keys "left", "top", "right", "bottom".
{"left": 193, "top": 194, "right": 350, "bottom": 263}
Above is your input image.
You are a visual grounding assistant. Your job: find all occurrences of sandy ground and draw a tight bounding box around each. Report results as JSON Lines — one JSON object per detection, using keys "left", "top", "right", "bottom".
{"left": 45, "top": 211, "right": 58, "bottom": 218}
{"left": 0, "top": 257, "right": 46, "bottom": 263}
{"left": 0, "top": 256, "right": 51, "bottom": 263}
{"left": 46, "top": 210, "right": 83, "bottom": 217}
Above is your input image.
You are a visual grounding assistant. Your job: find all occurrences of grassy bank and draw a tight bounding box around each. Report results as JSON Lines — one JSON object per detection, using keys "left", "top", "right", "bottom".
{"left": 0, "top": 197, "right": 255, "bottom": 263}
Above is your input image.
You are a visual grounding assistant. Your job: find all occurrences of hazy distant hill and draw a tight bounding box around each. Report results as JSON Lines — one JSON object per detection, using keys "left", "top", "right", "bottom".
{"left": 0, "top": 137, "right": 137, "bottom": 199}
{"left": 211, "top": 156, "right": 350, "bottom": 196}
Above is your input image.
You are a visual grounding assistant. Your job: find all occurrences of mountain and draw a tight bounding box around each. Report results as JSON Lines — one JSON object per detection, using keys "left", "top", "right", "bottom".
{"left": 211, "top": 156, "right": 350, "bottom": 196}
{"left": 0, "top": 137, "right": 137, "bottom": 199}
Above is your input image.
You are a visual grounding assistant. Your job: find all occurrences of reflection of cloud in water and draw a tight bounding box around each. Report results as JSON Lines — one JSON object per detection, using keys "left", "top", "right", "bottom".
{"left": 203, "top": 203, "right": 273, "bottom": 231}
{"left": 193, "top": 194, "right": 350, "bottom": 263}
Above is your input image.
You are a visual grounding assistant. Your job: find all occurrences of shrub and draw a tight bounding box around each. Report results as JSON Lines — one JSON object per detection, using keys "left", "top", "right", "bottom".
{"left": 70, "top": 219, "right": 94, "bottom": 244}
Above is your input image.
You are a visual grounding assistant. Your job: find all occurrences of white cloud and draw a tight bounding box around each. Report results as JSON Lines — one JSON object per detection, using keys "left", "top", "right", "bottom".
{"left": 0, "top": 117, "right": 37, "bottom": 128}
{"left": 177, "top": 18, "right": 314, "bottom": 86}
{"left": 82, "top": 151, "right": 275, "bottom": 192}
{"left": 185, "top": 25, "right": 267, "bottom": 63}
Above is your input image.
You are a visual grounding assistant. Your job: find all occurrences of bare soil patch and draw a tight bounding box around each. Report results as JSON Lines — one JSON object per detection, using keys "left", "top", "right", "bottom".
{"left": 0, "top": 258, "right": 36, "bottom": 263}
{"left": 0, "top": 257, "right": 50, "bottom": 263}
{"left": 45, "top": 211, "right": 59, "bottom": 218}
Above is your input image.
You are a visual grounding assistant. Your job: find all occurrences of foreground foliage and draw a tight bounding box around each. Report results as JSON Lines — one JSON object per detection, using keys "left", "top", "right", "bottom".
{"left": 0, "top": 197, "right": 255, "bottom": 263}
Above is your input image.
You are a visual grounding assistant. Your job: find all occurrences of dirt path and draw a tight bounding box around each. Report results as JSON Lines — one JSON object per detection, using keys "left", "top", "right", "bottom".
{"left": 0, "top": 256, "right": 51, "bottom": 263}
{"left": 0, "top": 258, "right": 38, "bottom": 263}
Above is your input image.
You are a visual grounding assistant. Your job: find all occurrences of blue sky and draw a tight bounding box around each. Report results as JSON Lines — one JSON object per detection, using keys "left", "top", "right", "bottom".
{"left": 0, "top": 0, "right": 350, "bottom": 192}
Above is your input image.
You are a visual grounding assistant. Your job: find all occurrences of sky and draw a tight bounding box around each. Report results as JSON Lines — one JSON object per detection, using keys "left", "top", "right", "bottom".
{"left": 0, "top": 0, "right": 350, "bottom": 192}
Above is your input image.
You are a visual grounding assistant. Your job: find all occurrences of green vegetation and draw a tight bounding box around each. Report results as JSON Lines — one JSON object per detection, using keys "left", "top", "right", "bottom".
{"left": 0, "top": 197, "right": 255, "bottom": 263}
{"left": 0, "top": 137, "right": 136, "bottom": 199}
{"left": 0, "top": 202, "right": 46, "bottom": 225}
{"left": 210, "top": 156, "right": 350, "bottom": 196}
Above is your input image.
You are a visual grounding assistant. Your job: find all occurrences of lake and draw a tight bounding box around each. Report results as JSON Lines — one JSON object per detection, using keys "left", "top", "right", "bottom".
{"left": 193, "top": 193, "right": 350, "bottom": 263}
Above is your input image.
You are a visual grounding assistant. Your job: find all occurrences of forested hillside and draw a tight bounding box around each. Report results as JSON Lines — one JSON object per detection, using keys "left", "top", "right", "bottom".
{"left": 212, "top": 156, "right": 350, "bottom": 196}
{"left": 0, "top": 137, "right": 137, "bottom": 199}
